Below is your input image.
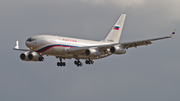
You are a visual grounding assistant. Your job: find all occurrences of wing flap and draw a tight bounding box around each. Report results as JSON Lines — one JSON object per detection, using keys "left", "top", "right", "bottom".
{"left": 121, "top": 40, "right": 152, "bottom": 49}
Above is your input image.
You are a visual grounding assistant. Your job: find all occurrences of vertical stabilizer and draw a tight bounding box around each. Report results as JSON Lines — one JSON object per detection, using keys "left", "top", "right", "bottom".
{"left": 102, "top": 14, "right": 126, "bottom": 43}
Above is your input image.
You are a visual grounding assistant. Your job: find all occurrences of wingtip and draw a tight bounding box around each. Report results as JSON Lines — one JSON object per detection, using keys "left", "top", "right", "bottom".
{"left": 174, "top": 28, "right": 177, "bottom": 32}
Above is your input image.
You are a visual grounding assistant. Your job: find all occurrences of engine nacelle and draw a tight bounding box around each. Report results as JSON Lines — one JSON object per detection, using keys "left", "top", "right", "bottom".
{"left": 28, "top": 52, "right": 43, "bottom": 61}
{"left": 20, "top": 51, "right": 31, "bottom": 61}
{"left": 110, "top": 46, "right": 126, "bottom": 54}
{"left": 85, "top": 48, "right": 101, "bottom": 56}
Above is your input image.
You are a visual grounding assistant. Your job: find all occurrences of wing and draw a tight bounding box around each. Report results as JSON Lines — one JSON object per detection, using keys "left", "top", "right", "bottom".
{"left": 68, "top": 28, "right": 177, "bottom": 54}
{"left": 13, "top": 48, "right": 32, "bottom": 51}
{"left": 68, "top": 43, "right": 118, "bottom": 54}
{"left": 120, "top": 28, "right": 177, "bottom": 49}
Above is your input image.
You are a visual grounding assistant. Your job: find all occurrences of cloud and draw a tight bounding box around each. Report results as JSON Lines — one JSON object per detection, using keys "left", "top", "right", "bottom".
{"left": 79, "top": 0, "right": 180, "bottom": 22}
{"left": 146, "top": 0, "right": 180, "bottom": 21}
{"left": 1, "top": 0, "right": 180, "bottom": 101}
{"left": 79, "top": 0, "right": 145, "bottom": 8}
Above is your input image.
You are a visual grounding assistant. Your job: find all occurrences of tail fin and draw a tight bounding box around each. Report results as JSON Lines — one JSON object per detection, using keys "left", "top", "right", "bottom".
{"left": 102, "top": 14, "right": 126, "bottom": 43}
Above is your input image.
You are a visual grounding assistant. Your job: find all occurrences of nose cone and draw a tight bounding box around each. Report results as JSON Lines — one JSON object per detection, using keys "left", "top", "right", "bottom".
{"left": 25, "top": 42, "right": 31, "bottom": 48}
{"left": 25, "top": 38, "right": 36, "bottom": 49}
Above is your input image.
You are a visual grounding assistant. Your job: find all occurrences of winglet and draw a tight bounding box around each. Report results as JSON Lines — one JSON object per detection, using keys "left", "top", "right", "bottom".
{"left": 170, "top": 28, "right": 177, "bottom": 37}
{"left": 14, "top": 40, "right": 19, "bottom": 49}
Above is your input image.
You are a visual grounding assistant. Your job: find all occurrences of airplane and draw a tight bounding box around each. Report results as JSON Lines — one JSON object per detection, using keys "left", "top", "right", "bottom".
{"left": 13, "top": 14, "right": 177, "bottom": 67}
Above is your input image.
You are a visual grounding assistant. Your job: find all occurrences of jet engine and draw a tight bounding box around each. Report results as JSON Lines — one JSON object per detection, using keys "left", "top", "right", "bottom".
{"left": 20, "top": 51, "right": 31, "bottom": 61}
{"left": 110, "top": 46, "right": 126, "bottom": 54}
{"left": 85, "top": 48, "right": 101, "bottom": 56}
{"left": 28, "top": 52, "right": 44, "bottom": 61}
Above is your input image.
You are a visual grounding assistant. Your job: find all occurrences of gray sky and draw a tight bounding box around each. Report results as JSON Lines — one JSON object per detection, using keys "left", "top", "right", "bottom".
{"left": 0, "top": 0, "right": 180, "bottom": 101}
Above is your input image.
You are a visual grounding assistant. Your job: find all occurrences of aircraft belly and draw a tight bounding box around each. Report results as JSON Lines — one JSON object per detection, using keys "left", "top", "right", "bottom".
{"left": 39, "top": 43, "right": 111, "bottom": 59}
{"left": 41, "top": 45, "right": 112, "bottom": 59}
{"left": 77, "top": 54, "right": 111, "bottom": 60}
{"left": 45, "top": 52, "right": 111, "bottom": 60}
{"left": 42, "top": 47, "right": 66, "bottom": 55}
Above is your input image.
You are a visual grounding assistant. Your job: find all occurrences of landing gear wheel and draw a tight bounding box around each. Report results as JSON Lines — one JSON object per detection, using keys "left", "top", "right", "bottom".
{"left": 85, "top": 60, "right": 89, "bottom": 64}
{"left": 39, "top": 57, "right": 44, "bottom": 62}
{"left": 62, "top": 62, "right": 66, "bottom": 66}
{"left": 74, "top": 61, "right": 77, "bottom": 65}
{"left": 57, "top": 62, "right": 66, "bottom": 67}
{"left": 57, "top": 62, "right": 60, "bottom": 66}
{"left": 59, "top": 62, "right": 62, "bottom": 66}
{"left": 85, "top": 59, "right": 94, "bottom": 65}
{"left": 90, "top": 60, "right": 94, "bottom": 64}
{"left": 79, "top": 62, "right": 83, "bottom": 66}
{"left": 57, "top": 57, "right": 66, "bottom": 67}
{"left": 81, "top": 62, "right": 83, "bottom": 66}
{"left": 77, "top": 62, "right": 83, "bottom": 67}
{"left": 74, "top": 59, "right": 83, "bottom": 67}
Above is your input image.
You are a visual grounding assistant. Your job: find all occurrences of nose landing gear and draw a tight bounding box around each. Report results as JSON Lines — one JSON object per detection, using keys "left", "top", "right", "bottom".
{"left": 39, "top": 56, "right": 44, "bottom": 62}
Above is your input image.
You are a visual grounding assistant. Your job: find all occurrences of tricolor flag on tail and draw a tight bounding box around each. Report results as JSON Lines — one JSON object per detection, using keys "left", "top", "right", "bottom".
{"left": 173, "top": 28, "right": 177, "bottom": 34}
{"left": 170, "top": 28, "right": 177, "bottom": 37}
{"left": 113, "top": 26, "right": 120, "bottom": 30}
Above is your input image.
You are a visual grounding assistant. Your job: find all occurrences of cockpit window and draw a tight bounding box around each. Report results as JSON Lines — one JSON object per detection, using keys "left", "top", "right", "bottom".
{"left": 26, "top": 38, "right": 36, "bottom": 42}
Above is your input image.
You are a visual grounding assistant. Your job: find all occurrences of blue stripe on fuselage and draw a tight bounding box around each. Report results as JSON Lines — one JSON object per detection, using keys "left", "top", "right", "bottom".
{"left": 36, "top": 44, "right": 78, "bottom": 53}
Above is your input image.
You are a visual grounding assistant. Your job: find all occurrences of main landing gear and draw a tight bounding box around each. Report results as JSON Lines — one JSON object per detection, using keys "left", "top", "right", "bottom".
{"left": 57, "top": 58, "right": 66, "bottom": 67}
{"left": 74, "top": 59, "right": 83, "bottom": 67}
{"left": 56, "top": 57, "right": 94, "bottom": 67}
{"left": 85, "top": 58, "right": 94, "bottom": 65}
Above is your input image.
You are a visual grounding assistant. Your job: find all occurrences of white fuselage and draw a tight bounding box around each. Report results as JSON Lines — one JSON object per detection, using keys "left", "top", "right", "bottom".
{"left": 26, "top": 35, "right": 112, "bottom": 59}
{"left": 14, "top": 14, "right": 175, "bottom": 67}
